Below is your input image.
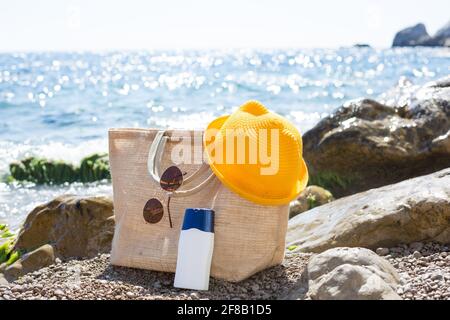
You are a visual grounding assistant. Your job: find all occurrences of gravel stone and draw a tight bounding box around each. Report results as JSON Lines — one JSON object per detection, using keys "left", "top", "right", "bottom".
{"left": 379, "top": 242, "right": 450, "bottom": 300}
{"left": 376, "top": 248, "right": 390, "bottom": 256}
{"left": 2, "top": 252, "right": 311, "bottom": 300}
{"left": 2, "top": 241, "right": 448, "bottom": 300}
{"left": 54, "top": 289, "right": 64, "bottom": 296}
{"left": 409, "top": 242, "right": 424, "bottom": 252}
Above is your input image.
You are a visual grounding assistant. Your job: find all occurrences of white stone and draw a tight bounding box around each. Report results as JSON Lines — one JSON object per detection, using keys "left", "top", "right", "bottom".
{"left": 284, "top": 247, "right": 402, "bottom": 300}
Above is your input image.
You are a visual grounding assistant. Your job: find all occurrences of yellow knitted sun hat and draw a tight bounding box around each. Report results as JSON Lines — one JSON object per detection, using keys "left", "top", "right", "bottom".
{"left": 204, "top": 100, "right": 308, "bottom": 205}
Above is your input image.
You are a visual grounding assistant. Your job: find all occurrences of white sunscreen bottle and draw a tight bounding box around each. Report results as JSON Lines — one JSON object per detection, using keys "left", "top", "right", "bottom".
{"left": 174, "top": 208, "right": 215, "bottom": 291}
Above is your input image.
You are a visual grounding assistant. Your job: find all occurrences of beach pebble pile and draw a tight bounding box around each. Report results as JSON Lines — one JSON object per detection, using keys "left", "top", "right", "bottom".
{"left": 376, "top": 242, "right": 450, "bottom": 300}
{"left": 0, "top": 253, "right": 311, "bottom": 300}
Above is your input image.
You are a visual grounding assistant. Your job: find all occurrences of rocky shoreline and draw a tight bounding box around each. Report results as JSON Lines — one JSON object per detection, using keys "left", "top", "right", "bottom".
{"left": 1, "top": 76, "right": 449, "bottom": 300}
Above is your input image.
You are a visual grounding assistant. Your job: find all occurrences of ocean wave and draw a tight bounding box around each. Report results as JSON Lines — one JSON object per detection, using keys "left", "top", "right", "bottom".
{"left": 0, "top": 139, "right": 108, "bottom": 176}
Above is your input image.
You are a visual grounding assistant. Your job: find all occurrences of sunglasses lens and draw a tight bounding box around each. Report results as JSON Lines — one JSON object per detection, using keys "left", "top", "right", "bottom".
{"left": 143, "top": 198, "right": 164, "bottom": 224}
{"left": 160, "top": 166, "right": 183, "bottom": 192}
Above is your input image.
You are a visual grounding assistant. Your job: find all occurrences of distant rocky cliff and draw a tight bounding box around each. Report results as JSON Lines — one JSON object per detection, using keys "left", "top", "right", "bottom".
{"left": 392, "top": 21, "right": 450, "bottom": 47}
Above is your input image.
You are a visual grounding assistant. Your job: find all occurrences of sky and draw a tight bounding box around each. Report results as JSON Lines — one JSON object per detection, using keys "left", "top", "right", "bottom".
{"left": 0, "top": 0, "right": 449, "bottom": 51}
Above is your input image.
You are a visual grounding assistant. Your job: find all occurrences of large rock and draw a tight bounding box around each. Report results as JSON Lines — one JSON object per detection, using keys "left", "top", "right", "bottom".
{"left": 14, "top": 195, "right": 115, "bottom": 259}
{"left": 392, "top": 21, "right": 450, "bottom": 47}
{"left": 289, "top": 186, "right": 334, "bottom": 218}
{"left": 284, "top": 248, "right": 401, "bottom": 300}
{"left": 392, "top": 23, "right": 431, "bottom": 47}
{"left": 287, "top": 168, "right": 450, "bottom": 252}
{"left": 303, "top": 76, "right": 450, "bottom": 197}
{"left": 434, "top": 21, "right": 450, "bottom": 40}
{"left": 434, "top": 22, "right": 450, "bottom": 46}
{"left": 3, "top": 244, "right": 55, "bottom": 282}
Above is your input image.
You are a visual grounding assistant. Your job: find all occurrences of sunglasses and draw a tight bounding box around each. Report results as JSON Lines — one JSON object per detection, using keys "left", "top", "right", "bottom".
{"left": 143, "top": 166, "right": 186, "bottom": 228}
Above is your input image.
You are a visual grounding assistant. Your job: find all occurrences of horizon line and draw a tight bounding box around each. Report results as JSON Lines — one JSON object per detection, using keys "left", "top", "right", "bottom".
{"left": 0, "top": 45, "right": 419, "bottom": 54}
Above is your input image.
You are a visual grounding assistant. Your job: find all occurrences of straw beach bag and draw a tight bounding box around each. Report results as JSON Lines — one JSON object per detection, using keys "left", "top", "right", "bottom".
{"left": 108, "top": 128, "right": 289, "bottom": 282}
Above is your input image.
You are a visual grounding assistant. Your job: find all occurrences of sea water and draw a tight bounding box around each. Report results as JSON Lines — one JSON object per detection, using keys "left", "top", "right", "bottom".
{"left": 0, "top": 48, "right": 449, "bottom": 229}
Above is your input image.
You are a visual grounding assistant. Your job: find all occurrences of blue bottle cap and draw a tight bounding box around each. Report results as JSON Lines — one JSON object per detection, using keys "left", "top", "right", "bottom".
{"left": 181, "top": 208, "right": 215, "bottom": 233}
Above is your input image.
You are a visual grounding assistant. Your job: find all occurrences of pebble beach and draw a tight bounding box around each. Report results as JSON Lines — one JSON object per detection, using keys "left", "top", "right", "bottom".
{"left": 2, "top": 242, "right": 449, "bottom": 300}
{"left": 383, "top": 243, "right": 450, "bottom": 300}
{"left": 0, "top": 252, "right": 312, "bottom": 300}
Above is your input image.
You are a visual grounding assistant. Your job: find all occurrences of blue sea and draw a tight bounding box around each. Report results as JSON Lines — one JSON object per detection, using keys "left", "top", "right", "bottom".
{"left": 1, "top": 47, "right": 449, "bottom": 229}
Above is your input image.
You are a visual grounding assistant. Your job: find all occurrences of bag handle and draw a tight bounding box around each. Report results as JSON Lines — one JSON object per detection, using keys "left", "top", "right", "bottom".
{"left": 147, "top": 130, "right": 216, "bottom": 197}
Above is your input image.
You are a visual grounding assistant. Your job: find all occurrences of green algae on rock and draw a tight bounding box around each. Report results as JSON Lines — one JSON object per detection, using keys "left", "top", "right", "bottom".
{"left": 0, "top": 225, "right": 21, "bottom": 267}
{"left": 5, "top": 250, "right": 20, "bottom": 266}
{"left": 9, "top": 157, "right": 78, "bottom": 184}
{"left": 0, "top": 241, "right": 12, "bottom": 264}
{"left": 8, "top": 153, "right": 110, "bottom": 184}
{"left": 3, "top": 244, "right": 55, "bottom": 282}
{"left": 79, "top": 153, "right": 110, "bottom": 183}
{"left": 0, "top": 224, "right": 15, "bottom": 240}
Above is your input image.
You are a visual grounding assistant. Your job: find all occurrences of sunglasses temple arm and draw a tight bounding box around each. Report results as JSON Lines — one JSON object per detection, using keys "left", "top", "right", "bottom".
{"left": 167, "top": 195, "right": 173, "bottom": 228}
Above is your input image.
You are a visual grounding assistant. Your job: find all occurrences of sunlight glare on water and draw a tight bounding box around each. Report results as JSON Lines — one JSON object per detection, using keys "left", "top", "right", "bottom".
{"left": 0, "top": 47, "right": 449, "bottom": 229}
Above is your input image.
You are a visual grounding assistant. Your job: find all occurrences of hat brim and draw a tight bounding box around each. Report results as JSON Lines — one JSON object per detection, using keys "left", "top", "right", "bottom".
{"left": 204, "top": 114, "right": 309, "bottom": 206}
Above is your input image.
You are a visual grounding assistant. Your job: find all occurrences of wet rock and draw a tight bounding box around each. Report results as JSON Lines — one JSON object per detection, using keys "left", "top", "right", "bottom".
{"left": 8, "top": 153, "right": 110, "bottom": 185}
{"left": 289, "top": 186, "right": 334, "bottom": 218}
{"left": 303, "top": 76, "right": 450, "bottom": 197}
{"left": 9, "top": 158, "right": 78, "bottom": 184}
{"left": 287, "top": 168, "right": 450, "bottom": 252}
{"left": 78, "top": 153, "right": 110, "bottom": 183}
{"left": 14, "top": 195, "right": 114, "bottom": 259}
{"left": 3, "top": 244, "right": 55, "bottom": 282}
{"left": 285, "top": 247, "right": 401, "bottom": 300}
